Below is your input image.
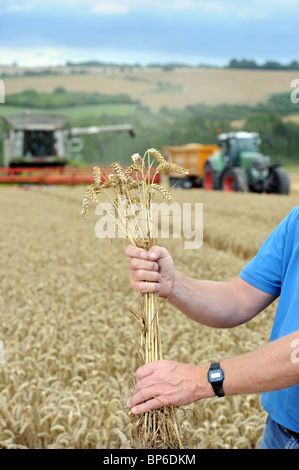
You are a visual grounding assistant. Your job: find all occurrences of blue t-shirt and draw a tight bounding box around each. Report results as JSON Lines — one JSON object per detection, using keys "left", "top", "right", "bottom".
{"left": 239, "top": 205, "right": 299, "bottom": 432}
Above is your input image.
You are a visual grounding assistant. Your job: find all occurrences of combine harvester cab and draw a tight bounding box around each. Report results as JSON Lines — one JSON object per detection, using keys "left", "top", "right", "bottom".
{"left": 2, "top": 113, "right": 70, "bottom": 168}
{"left": 2, "top": 113, "right": 135, "bottom": 168}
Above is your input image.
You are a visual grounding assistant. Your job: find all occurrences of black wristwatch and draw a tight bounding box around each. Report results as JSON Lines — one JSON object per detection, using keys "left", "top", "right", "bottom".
{"left": 207, "top": 362, "right": 225, "bottom": 397}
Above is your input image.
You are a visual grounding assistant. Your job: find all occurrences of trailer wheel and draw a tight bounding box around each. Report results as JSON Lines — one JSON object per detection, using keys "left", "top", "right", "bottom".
{"left": 266, "top": 167, "right": 290, "bottom": 195}
{"left": 169, "top": 176, "right": 193, "bottom": 189}
{"left": 221, "top": 167, "right": 248, "bottom": 192}
{"left": 204, "top": 163, "right": 219, "bottom": 190}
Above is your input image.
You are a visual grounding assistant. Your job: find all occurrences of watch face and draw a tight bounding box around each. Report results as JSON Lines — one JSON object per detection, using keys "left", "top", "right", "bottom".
{"left": 209, "top": 369, "right": 224, "bottom": 382}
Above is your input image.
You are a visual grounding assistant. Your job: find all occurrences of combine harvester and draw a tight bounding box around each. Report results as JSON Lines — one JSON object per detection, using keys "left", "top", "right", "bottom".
{"left": 164, "top": 131, "right": 290, "bottom": 194}
{"left": 0, "top": 113, "right": 159, "bottom": 185}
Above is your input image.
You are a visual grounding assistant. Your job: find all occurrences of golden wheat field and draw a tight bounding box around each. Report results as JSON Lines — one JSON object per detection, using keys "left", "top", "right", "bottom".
{"left": 0, "top": 181, "right": 298, "bottom": 449}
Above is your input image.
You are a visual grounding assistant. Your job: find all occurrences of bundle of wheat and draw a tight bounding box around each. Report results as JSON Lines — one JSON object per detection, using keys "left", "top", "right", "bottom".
{"left": 81, "top": 149, "right": 189, "bottom": 449}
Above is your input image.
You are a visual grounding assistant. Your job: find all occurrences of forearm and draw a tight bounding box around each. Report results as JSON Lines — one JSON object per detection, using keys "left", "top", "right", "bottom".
{"left": 169, "top": 270, "right": 247, "bottom": 328}
{"left": 127, "top": 331, "right": 299, "bottom": 415}
{"left": 219, "top": 330, "right": 299, "bottom": 396}
{"left": 125, "top": 244, "right": 276, "bottom": 328}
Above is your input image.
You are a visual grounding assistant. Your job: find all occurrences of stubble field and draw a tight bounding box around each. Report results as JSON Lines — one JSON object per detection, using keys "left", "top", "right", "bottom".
{"left": 0, "top": 181, "right": 298, "bottom": 449}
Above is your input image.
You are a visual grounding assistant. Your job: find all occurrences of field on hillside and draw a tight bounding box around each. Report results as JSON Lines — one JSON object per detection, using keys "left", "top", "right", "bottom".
{"left": 3, "top": 68, "right": 297, "bottom": 109}
{"left": 0, "top": 180, "right": 298, "bottom": 449}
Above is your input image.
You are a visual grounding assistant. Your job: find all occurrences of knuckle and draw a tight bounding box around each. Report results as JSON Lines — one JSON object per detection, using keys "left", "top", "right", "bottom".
{"left": 138, "top": 282, "right": 146, "bottom": 292}
{"left": 147, "top": 283, "right": 157, "bottom": 293}
{"left": 138, "top": 390, "right": 147, "bottom": 402}
{"left": 160, "top": 394, "right": 171, "bottom": 406}
{"left": 156, "top": 371, "right": 166, "bottom": 382}
{"left": 135, "top": 366, "right": 143, "bottom": 380}
{"left": 153, "top": 262, "right": 159, "bottom": 271}
{"left": 131, "top": 258, "right": 139, "bottom": 269}
{"left": 138, "top": 269, "right": 146, "bottom": 279}
{"left": 135, "top": 381, "right": 141, "bottom": 392}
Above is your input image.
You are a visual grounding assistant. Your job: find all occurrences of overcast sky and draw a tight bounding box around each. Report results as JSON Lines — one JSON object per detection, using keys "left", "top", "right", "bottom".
{"left": 0, "top": 0, "right": 299, "bottom": 66}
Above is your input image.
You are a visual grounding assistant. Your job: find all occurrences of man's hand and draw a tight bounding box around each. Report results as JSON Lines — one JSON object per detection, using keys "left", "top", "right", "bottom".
{"left": 125, "top": 245, "right": 175, "bottom": 298}
{"left": 126, "top": 359, "right": 211, "bottom": 414}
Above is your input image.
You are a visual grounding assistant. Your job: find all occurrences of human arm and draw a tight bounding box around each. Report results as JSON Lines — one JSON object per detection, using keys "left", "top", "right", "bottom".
{"left": 126, "top": 330, "right": 299, "bottom": 414}
{"left": 125, "top": 244, "right": 277, "bottom": 328}
{"left": 125, "top": 211, "right": 297, "bottom": 414}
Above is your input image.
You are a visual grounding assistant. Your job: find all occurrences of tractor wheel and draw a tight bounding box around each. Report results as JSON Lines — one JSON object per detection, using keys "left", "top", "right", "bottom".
{"left": 221, "top": 167, "right": 248, "bottom": 192}
{"left": 266, "top": 167, "right": 290, "bottom": 195}
{"left": 203, "top": 163, "right": 219, "bottom": 190}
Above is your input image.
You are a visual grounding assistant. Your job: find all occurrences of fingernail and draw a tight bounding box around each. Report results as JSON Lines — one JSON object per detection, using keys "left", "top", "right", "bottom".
{"left": 131, "top": 407, "right": 137, "bottom": 414}
{"left": 140, "top": 252, "right": 147, "bottom": 259}
{"left": 154, "top": 263, "right": 159, "bottom": 271}
{"left": 148, "top": 252, "right": 156, "bottom": 260}
{"left": 126, "top": 400, "right": 130, "bottom": 407}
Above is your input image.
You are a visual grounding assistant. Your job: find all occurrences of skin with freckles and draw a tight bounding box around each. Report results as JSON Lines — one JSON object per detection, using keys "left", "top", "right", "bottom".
{"left": 125, "top": 244, "right": 299, "bottom": 415}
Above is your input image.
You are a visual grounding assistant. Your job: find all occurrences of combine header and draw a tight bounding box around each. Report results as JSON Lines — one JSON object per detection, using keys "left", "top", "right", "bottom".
{"left": 0, "top": 166, "right": 95, "bottom": 185}
{"left": 0, "top": 165, "right": 160, "bottom": 186}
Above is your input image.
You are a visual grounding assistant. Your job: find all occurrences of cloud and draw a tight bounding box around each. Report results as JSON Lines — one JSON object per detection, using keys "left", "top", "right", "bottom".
{"left": 3, "top": 3, "right": 34, "bottom": 12}
{"left": 92, "top": 2, "right": 130, "bottom": 14}
{"left": 0, "top": 47, "right": 68, "bottom": 66}
{"left": 3, "top": 0, "right": 299, "bottom": 17}
{"left": 171, "top": 0, "right": 299, "bottom": 17}
{"left": 0, "top": 44, "right": 228, "bottom": 67}
{"left": 1, "top": 0, "right": 298, "bottom": 67}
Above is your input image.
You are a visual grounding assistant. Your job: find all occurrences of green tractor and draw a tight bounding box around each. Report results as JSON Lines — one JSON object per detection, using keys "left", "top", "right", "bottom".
{"left": 203, "top": 131, "right": 290, "bottom": 194}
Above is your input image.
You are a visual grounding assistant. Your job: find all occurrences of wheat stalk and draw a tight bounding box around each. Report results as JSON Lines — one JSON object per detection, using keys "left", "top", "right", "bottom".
{"left": 81, "top": 149, "right": 189, "bottom": 449}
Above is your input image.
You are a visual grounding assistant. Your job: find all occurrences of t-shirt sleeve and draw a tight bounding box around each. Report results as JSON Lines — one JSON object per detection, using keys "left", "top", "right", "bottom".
{"left": 239, "top": 209, "right": 295, "bottom": 295}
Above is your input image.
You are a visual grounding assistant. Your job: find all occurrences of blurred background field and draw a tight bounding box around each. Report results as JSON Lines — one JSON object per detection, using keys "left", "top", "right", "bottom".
{"left": 1, "top": 65, "right": 299, "bottom": 168}
{"left": 0, "top": 183, "right": 298, "bottom": 449}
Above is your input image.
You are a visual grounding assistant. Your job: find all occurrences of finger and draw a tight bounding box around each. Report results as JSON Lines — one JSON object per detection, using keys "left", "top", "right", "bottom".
{"left": 125, "top": 245, "right": 148, "bottom": 260}
{"left": 147, "top": 246, "right": 170, "bottom": 261}
{"left": 127, "top": 385, "right": 159, "bottom": 410}
{"left": 135, "top": 281, "right": 160, "bottom": 294}
{"left": 128, "top": 258, "right": 159, "bottom": 272}
{"left": 130, "top": 397, "right": 164, "bottom": 415}
{"left": 129, "top": 277, "right": 159, "bottom": 293}
{"left": 132, "top": 269, "right": 161, "bottom": 283}
{"left": 135, "top": 362, "right": 156, "bottom": 381}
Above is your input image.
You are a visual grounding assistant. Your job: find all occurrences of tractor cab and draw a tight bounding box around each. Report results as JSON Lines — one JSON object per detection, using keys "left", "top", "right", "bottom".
{"left": 218, "top": 131, "right": 261, "bottom": 166}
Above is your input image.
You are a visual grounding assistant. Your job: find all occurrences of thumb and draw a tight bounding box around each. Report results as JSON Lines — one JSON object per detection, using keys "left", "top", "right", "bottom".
{"left": 147, "top": 246, "right": 171, "bottom": 261}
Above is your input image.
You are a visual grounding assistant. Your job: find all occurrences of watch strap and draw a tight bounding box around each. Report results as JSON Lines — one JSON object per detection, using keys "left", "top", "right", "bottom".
{"left": 208, "top": 362, "right": 225, "bottom": 397}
